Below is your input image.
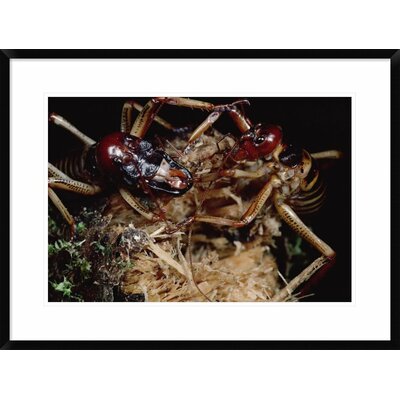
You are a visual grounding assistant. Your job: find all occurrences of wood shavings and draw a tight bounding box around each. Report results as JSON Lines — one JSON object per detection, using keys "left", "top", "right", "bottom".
{"left": 75, "top": 126, "right": 325, "bottom": 302}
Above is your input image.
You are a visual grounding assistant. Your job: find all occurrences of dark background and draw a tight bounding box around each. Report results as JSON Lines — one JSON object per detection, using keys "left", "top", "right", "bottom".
{"left": 49, "top": 97, "right": 351, "bottom": 302}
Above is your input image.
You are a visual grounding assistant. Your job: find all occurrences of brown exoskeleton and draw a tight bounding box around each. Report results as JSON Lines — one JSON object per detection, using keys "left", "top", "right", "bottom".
{"left": 48, "top": 97, "right": 245, "bottom": 237}
{"left": 49, "top": 97, "right": 342, "bottom": 299}
{"left": 173, "top": 99, "right": 343, "bottom": 288}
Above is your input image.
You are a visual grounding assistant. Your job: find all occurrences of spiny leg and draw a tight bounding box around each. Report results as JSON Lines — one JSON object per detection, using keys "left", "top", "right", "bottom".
{"left": 130, "top": 99, "right": 165, "bottom": 138}
{"left": 121, "top": 100, "right": 175, "bottom": 134}
{"left": 129, "top": 97, "right": 247, "bottom": 141}
{"left": 273, "top": 194, "right": 335, "bottom": 259}
{"left": 227, "top": 104, "right": 252, "bottom": 133}
{"left": 48, "top": 188, "right": 76, "bottom": 238}
{"left": 270, "top": 194, "right": 336, "bottom": 300}
{"left": 118, "top": 188, "right": 156, "bottom": 221}
{"left": 48, "top": 177, "right": 102, "bottom": 195}
{"left": 48, "top": 163, "right": 101, "bottom": 238}
{"left": 48, "top": 162, "right": 69, "bottom": 179}
{"left": 156, "top": 97, "right": 215, "bottom": 111}
{"left": 49, "top": 113, "right": 96, "bottom": 146}
{"left": 271, "top": 256, "right": 328, "bottom": 302}
{"left": 49, "top": 163, "right": 101, "bottom": 195}
{"left": 197, "top": 164, "right": 270, "bottom": 184}
{"left": 219, "top": 164, "right": 272, "bottom": 180}
{"left": 193, "top": 176, "right": 278, "bottom": 228}
{"left": 186, "top": 111, "right": 224, "bottom": 145}
{"left": 129, "top": 97, "right": 219, "bottom": 139}
{"left": 187, "top": 100, "right": 251, "bottom": 144}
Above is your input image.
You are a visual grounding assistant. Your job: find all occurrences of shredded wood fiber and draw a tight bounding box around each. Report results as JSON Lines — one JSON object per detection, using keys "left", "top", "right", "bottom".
{"left": 71, "top": 128, "right": 325, "bottom": 302}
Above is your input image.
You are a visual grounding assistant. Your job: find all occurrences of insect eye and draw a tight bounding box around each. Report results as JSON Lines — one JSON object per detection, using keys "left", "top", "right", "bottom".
{"left": 254, "top": 136, "right": 266, "bottom": 145}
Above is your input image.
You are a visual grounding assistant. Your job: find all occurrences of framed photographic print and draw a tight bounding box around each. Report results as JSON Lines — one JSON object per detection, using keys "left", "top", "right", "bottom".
{"left": 1, "top": 49, "right": 398, "bottom": 349}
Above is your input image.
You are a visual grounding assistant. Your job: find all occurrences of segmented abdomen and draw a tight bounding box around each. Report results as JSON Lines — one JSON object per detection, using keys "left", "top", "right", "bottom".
{"left": 289, "top": 158, "right": 326, "bottom": 215}
{"left": 55, "top": 147, "right": 93, "bottom": 182}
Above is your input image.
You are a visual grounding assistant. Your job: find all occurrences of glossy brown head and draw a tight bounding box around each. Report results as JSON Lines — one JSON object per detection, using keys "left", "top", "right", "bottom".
{"left": 232, "top": 124, "right": 283, "bottom": 162}
{"left": 95, "top": 132, "right": 193, "bottom": 195}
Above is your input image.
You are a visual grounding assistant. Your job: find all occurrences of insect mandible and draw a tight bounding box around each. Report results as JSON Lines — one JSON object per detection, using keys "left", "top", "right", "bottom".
{"left": 48, "top": 97, "right": 246, "bottom": 238}
{"left": 179, "top": 99, "right": 343, "bottom": 272}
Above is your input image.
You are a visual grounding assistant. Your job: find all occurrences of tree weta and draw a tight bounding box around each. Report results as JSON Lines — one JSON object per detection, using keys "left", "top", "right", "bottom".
{"left": 170, "top": 98, "right": 345, "bottom": 295}
{"left": 48, "top": 97, "right": 252, "bottom": 238}
{"left": 49, "top": 97, "right": 347, "bottom": 301}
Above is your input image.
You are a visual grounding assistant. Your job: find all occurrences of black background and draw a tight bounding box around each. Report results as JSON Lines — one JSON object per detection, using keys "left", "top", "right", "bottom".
{"left": 49, "top": 97, "right": 351, "bottom": 302}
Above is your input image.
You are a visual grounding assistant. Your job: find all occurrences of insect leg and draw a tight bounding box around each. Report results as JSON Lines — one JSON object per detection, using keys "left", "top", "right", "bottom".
{"left": 219, "top": 165, "right": 270, "bottom": 179}
{"left": 191, "top": 100, "right": 251, "bottom": 146}
{"left": 48, "top": 177, "right": 102, "bottom": 195}
{"left": 271, "top": 255, "right": 329, "bottom": 302}
{"left": 187, "top": 100, "right": 251, "bottom": 144}
{"left": 49, "top": 162, "right": 102, "bottom": 195}
{"left": 130, "top": 97, "right": 218, "bottom": 139}
{"left": 310, "top": 150, "right": 343, "bottom": 160}
{"left": 186, "top": 110, "right": 224, "bottom": 144}
{"left": 121, "top": 100, "right": 175, "bottom": 134}
{"left": 48, "top": 188, "right": 76, "bottom": 238}
{"left": 48, "top": 162, "right": 101, "bottom": 238}
{"left": 194, "top": 177, "right": 277, "bottom": 227}
{"left": 198, "top": 166, "right": 269, "bottom": 184}
{"left": 155, "top": 97, "right": 215, "bottom": 111}
{"left": 273, "top": 194, "right": 335, "bottom": 259}
{"left": 227, "top": 104, "right": 253, "bottom": 133}
{"left": 129, "top": 99, "right": 166, "bottom": 138}
{"left": 118, "top": 188, "right": 156, "bottom": 221}
{"left": 49, "top": 113, "right": 96, "bottom": 146}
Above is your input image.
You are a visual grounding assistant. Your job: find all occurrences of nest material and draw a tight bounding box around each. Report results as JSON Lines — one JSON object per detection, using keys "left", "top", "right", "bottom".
{"left": 49, "top": 128, "right": 326, "bottom": 302}
{"left": 92, "top": 128, "right": 285, "bottom": 301}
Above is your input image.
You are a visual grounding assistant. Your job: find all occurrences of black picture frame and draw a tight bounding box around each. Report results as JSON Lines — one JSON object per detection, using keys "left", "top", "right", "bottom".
{"left": 1, "top": 49, "right": 398, "bottom": 350}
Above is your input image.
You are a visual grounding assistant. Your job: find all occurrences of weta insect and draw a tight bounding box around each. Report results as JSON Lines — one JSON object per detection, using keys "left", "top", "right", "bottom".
{"left": 48, "top": 97, "right": 245, "bottom": 238}
{"left": 48, "top": 97, "right": 345, "bottom": 301}
{"left": 179, "top": 99, "right": 342, "bottom": 270}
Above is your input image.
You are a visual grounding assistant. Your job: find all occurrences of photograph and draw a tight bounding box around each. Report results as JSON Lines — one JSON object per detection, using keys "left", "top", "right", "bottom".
{"left": 48, "top": 97, "right": 351, "bottom": 303}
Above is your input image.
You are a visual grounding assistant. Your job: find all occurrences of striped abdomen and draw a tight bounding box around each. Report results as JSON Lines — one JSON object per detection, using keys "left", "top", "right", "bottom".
{"left": 54, "top": 146, "right": 98, "bottom": 183}
{"left": 289, "top": 157, "right": 326, "bottom": 215}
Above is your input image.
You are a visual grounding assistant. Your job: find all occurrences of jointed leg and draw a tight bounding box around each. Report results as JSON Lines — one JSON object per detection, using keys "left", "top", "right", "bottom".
{"left": 156, "top": 97, "right": 215, "bottom": 111}
{"left": 273, "top": 194, "right": 335, "bottom": 258}
{"left": 48, "top": 188, "right": 76, "bottom": 237}
{"left": 187, "top": 100, "right": 251, "bottom": 144}
{"left": 49, "top": 113, "right": 96, "bottom": 146}
{"left": 129, "top": 97, "right": 219, "bottom": 139}
{"left": 198, "top": 165, "right": 269, "bottom": 183}
{"left": 48, "top": 163, "right": 102, "bottom": 237}
{"left": 121, "top": 101, "right": 175, "bottom": 134}
{"left": 227, "top": 105, "right": 252, "bottom": 133}
{"left": 219, "top": 165, "right": 270, "bottom": 180}
{"left": 49, "top": 163, "right": 101, "bottom": 195}
{"left": 49, "top": 178, "right": 102, "bottom": 195}
{"left": 130, "top": 99, "right": 165, "bottom": 138}
{"left": 186, "top": 111, "right": 224, "bottom": 144}
{"left": 128, "top": 97, "right": 249, "bottom": 144}
{"left": 48, "top": 162, "right": 69, "bottom": 179}
{"left": 194, "top": 176, "right": 278, "bottom": 228}
{"left": 118, "top": 188, "right": 156, "bottom": 221}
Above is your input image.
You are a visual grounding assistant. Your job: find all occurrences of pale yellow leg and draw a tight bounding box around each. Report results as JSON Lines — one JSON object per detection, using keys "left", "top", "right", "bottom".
{"left": 311, "top": 150, "right": 343, "bottom": 160}
{"left": 121, "top": 100, "right": 174, "bottom": 134}
{"left": 48, "top": 187, "right": 76, "bottom": 237}
{"left": 48, "top": 163, "right": 102, "bottom": 237}
{"left": 49, "top": 113, "right": 96, "bottom": 146}
{"left": 195, "top": 177, "right": 277, "bottom": 228}
{"left": 48, "top": 178, "right": 102, "bottom": 195}
{"left": 273, "top": 194, "right": 335, "bottom": 258}
{"left": 118, "top": 188, "right": 155, "bottom": 221}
